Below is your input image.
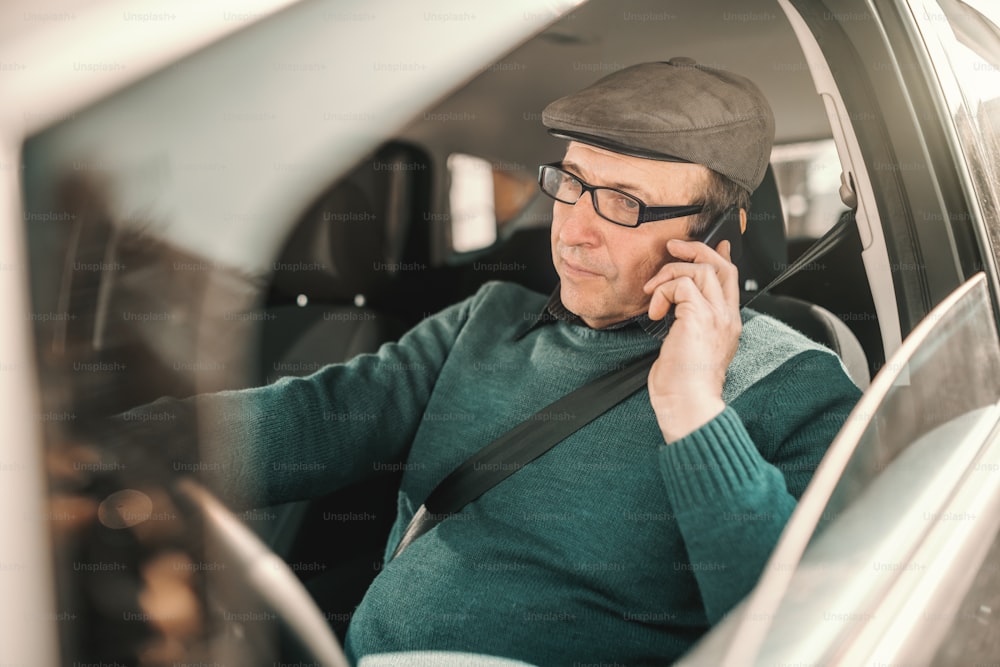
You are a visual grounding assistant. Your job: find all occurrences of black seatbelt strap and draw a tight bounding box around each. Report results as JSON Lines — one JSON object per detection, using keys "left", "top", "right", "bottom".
{"left": 391, "top": 214, "right": 854, "bottom": 560}
{"left": 742, "top": 212, "right": 852, "bottom": 309}
{"left": 391, "top": 348, "right": 659, "bottom": 559}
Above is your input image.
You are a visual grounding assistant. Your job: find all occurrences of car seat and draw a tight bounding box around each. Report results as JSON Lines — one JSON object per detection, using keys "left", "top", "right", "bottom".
{"left": 247, "top": 144, "right": 429, "bottom": 637}
{"left": 740, "top": 167, "right": 870, "bottom": 389}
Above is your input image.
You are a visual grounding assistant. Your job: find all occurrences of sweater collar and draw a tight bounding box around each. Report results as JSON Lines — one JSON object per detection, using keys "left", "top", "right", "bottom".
{"left": 516, "top": 285, "right": 674, "bottom": 341}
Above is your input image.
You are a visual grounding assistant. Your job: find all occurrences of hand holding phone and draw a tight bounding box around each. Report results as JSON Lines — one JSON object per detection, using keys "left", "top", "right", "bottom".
{"left": 644, "top": 207, "right": 744, "bottom": 442}
{"left": 655, "top": 206, "right": 743, "bottom": 325}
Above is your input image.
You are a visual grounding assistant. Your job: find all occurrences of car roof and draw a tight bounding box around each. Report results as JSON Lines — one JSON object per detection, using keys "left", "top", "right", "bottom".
{"left": 3, "top": 0, "right": 830, "bottom": 278}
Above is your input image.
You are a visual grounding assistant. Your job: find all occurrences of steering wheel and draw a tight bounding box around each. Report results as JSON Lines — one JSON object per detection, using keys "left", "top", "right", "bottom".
{"left": 173, "top": 477, "right": 352, "bottom": 667}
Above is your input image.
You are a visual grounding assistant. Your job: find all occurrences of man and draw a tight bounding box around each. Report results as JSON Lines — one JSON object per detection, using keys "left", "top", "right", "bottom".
{"left": 124, "top": 59, "right": 861, "bottom": 665}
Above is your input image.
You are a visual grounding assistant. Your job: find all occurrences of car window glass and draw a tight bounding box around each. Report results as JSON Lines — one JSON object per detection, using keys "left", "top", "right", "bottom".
{"left": 912, "top": 0, "right": 1000, "bottom": 262}
{"left": 446, "top": 153, "right": 538, "bottom": 253}
{"left": 938, "top": 0, "right": 1000, "bottom": 179}
{"left": 771, "top": 139, "right": 848, "bottom": 239}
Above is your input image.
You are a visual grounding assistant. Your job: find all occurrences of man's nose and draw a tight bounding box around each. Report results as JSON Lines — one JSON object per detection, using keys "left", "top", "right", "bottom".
{"left": 555, "top": 192, "right": 603, "bottom": 247}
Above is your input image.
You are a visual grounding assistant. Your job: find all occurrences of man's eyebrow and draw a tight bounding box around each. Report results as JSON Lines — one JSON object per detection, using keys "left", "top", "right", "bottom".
{"left": 561, "top": 160, "right": 652, "bottom": 200}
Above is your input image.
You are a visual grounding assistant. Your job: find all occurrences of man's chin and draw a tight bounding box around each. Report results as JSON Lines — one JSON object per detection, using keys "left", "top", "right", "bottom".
{"left": 559, "top": 286, "right": 608, "bottom": 324}
{"left": 559, "top": 285, "right": 648, "bottom": 328}
{"left": 558, "top": 282, "right": 588, "bottom": 311}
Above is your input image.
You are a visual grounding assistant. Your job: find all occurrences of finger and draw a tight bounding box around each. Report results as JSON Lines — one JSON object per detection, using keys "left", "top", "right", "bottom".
{"left": 666, "top": 238, "right": 734, "bottom": 271}
{"left": 642, "top": 250, "right": 691, "bottom": 293}
{"left": 644, "top": 262, "right": 725, "bottom": 307}
{"left": 648, "top": 276, "right": 711, "bottom": 321}
{"left": 666, "top": 239, "right": 740, "bottom": 308}
{"left": 717, "top": 239, "right": 732, "bottom": 262}
{"left": 714, "top": 240, "right": 740, "bottom": 308}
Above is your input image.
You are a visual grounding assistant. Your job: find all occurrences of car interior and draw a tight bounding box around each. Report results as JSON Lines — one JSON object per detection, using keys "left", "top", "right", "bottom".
{"left": 199, "top": 13, "right": 881, "bottom": 644}
{"left": 240, "top": 4, "right": 885, "bottom": 629}
{"left": 19, "top": 0, "right": 1000, "bottom": 664}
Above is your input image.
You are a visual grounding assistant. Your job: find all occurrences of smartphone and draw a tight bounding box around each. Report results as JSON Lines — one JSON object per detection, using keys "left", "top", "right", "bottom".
{"left": 698, "top": 205, "right": 742, "bottom": 263}
{"left": 659, "top": 206, "right": 743, "bottom": 325}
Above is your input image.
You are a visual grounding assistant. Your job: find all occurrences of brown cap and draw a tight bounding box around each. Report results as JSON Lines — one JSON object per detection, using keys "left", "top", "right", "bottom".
{"left": 542, "top": 58, "right": 775, "bottom": 193}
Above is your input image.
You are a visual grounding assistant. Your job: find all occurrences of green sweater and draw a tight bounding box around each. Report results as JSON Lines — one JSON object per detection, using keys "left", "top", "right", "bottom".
{"left": 149, "top": 281, "right": 860, "bottom": 666}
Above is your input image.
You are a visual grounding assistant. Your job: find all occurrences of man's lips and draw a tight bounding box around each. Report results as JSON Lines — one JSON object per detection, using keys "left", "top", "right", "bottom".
{"left": 559, "top": 256, "right": 603, "bottom": 278}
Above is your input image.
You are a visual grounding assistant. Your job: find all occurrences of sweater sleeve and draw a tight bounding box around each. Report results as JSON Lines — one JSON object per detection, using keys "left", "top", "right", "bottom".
{"left": 112, "top": 293, "right": 480, "bottom": 510}
{"left": 657, "top": 350, "right": 862, "bottom": 624}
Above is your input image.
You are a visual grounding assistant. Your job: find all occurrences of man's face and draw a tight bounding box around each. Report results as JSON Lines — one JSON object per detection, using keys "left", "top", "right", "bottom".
{"left": 551, "top": 142, "right": 712, "bottom": 329}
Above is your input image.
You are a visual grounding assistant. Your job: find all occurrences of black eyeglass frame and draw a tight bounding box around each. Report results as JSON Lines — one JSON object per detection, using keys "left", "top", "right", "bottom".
{"left": 538, "top": 162, "right": 705, "bottom": 228}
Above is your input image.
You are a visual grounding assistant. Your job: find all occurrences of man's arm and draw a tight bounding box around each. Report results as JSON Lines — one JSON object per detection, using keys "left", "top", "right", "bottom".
{"left": 110, "top": 294, "right": 478, "bottom": 509}
{"left": 658, "top": 350, "right": 860, "bottom": 623}
{"left": 642, "top": 237, "right": 861, "bottom": 622}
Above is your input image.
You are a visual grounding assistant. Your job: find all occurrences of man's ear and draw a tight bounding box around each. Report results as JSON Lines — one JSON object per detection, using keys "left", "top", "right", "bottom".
{"left": 739, "top": 208, "right": 747, "bottom": 234}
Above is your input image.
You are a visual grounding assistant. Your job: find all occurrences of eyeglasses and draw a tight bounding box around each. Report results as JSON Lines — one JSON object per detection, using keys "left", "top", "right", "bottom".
{"left": 537, "top": 163, "right": 704, "bottom": 228}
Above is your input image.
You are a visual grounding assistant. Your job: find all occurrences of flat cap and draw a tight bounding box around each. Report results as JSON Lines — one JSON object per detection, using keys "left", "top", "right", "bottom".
{"left": 542, "top": 58, "right": 775, "bottom": 193}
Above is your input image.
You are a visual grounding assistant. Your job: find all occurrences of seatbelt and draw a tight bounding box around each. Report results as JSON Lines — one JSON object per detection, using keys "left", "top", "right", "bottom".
{"left": 743, "top": 212, "right": 852, "bottom": 308}
{"left": 391, "top": 348, "right": 659, "bottom": 559}
{"left": 391, "top": 215, "right": 854, "bottom": 560}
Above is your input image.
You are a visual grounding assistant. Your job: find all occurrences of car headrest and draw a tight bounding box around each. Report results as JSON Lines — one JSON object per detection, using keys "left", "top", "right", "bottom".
{"left": 269, "top": 142, "right": 428, "bottom": 303}
{"left": 738, "top": 164, "right": 787, "bottom": 293}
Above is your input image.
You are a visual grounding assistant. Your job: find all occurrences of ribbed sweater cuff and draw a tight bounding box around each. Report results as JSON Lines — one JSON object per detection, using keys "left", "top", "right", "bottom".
{"left": 659, "top": 406, "right": 765, "bottom": 508}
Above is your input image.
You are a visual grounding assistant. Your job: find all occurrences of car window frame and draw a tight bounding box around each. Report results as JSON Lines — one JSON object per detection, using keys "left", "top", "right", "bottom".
{"left": 781, "top": 0, "right": 991, "bottom": 345}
